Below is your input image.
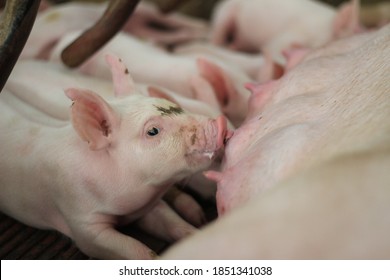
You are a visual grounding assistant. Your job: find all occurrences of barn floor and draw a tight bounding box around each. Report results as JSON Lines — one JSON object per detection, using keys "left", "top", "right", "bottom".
{"left": 0, "top": 195, "right": 217, "bottom": 259}
{"left": 0, "top": 212, "right": 89, "bottom": 259}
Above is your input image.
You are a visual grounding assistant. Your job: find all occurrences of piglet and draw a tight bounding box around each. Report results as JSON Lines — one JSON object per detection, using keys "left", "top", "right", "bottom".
{"left": 0, "top": 55, "right": 231, "bottom": 259}
{"left": 5, "top": 58, "right": 231, "bottom": 127}
{"left": 23, "top": 1, "right": 251, "bottom": 126}
{"left": 173, "top": 41, "right": 268, "bottom": 81}
{"left": 50, "top": 30, "right": 251, "bottom": 127}
{"left": 5, "top": 55, "right": 233, "bottom": 203}
{"left": 211, "top": 0, "right": 361, "bottom": 63}
{"left": 20, "top": 1, "right": 209, "bottom": 59}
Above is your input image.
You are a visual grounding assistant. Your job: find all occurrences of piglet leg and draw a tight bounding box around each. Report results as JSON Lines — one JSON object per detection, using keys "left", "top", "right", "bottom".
{"left": 71, "top": 223, "right": 157, "bottom": 260}
{"left": 135, "top": 200, "right": 197, "bottom": 243}
{"left": 163, "top": 185, "right": 207, "bottom": 227}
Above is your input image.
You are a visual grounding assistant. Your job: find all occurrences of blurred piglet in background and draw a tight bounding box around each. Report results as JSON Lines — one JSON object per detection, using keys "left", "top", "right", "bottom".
{"left": 50, "top": 31, "right": 251, "bottom": 127}
{"left": 211, "top": 0, "right": 361, "bottom": 64}
{"left": 21, "top": 1, "right": 251, "bottom": 128}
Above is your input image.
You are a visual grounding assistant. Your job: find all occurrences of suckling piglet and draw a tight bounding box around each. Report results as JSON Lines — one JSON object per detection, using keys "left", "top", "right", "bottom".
{"left": 0, "top": 55, "right": 231, "bottom": 259}
{"left": 5, "top": 55, "right": 233, "bottom": 202}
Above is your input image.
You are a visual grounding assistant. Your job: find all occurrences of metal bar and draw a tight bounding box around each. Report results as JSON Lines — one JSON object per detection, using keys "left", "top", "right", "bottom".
{"left": 0, "top": 0, "right": 41, "bottom": 92}
{"left": 157, "top": 0, "right": 190, "bottom": 14}
{"left": 61, "top": 0, "right": 141, "bottom": 68}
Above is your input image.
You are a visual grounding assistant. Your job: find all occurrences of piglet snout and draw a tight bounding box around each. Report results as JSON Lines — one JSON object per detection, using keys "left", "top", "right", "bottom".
{"left": 214, "top": 115, "right": 234, "bottom": 150}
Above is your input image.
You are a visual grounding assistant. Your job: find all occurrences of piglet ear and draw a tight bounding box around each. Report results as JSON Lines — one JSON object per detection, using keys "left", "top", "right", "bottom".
{"left": 65, "top": 88, "right": 120, "bottom": 151}
{"left": 333, "top": 0, "right": 361, "bottom": 38}
{"left": 147, "top": 86, "right": 180, "bottom": 106}
{"left": 189, "top": 75, "right": 221, "bottom": 109}
{"left": 245, "top": 80, "right": 277, "bottom": 115}
{"left": 196, "top": 58, "right": 236, "bottom": 109}
{"left": 105, "top": 53, "right": 136, "bottom": 98}
{"left": 257, "top": 52, "right": 284, "bottom": 82}
{"left": 281, "top": 45, "right": 309, "bottom": 72}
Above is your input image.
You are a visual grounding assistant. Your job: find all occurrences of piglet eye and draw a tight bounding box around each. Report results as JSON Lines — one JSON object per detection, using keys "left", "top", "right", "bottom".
{"left": 147, "top": 127, "right": 160, "bottom": 136}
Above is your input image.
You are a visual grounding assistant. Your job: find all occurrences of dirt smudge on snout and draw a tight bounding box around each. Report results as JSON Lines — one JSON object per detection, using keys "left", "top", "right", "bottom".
{"left": 179, "top": 125, "right": 198, "bottom": 146}
{"left": 190, "top": 133, "right": 197, "bottom": 145}
{"left": 189, "top": 126, "right": 198, "bottom": 145}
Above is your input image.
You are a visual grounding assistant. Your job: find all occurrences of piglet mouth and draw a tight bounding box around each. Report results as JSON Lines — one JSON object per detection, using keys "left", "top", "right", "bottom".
{"left": 202, "top": 115, "right": 234, "bottom": 160}
{"left": 187, "top": 115, "right": 234, "bottom": 163}
{"left": 215, "top": 115, "right": 234, "bottom": 150}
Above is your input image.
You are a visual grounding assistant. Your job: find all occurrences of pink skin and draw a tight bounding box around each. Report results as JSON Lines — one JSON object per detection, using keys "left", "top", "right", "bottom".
{"left": 0, "top": 88, "right": 68, "bottom": 127}
{"left": 5, "top": 53, "right": 234, "bottom": 222}
{"left": 173, "top": 41, "right": 266, "bottom": 81}
{"left": 6, "top": 55, "right": 234, "bottom": 203}
{"left": 241, "top": 27, "right": 378, "bottom": 118}
{"left": 163, "top": 147, "right": 390, "bottom": 259}
{"left": 244, "top": 80, "right": 279, "bottom": 120}
{"left": 0, "top": 54, "right": 231, "bottom": 259}
{"left": 164, "top": 24, "right": 390, "bottom": 253}
{"left": 256, "top": 52, "right": 285, "bottom": 82}
{"left": 282, "top": 29, "right": 378, "bottom": 72}
{"left": 49, "top": 31, "right": 251, "bottom": 127}
{"left": 5, "top": 57, "right": 233, "bottom": 128}
{"left": 281, "top": 46, "right": 311, "bottom": 72}
{"left": 24, "top": 2, "right": 251, "bottom": 127}
{"left": 211, "top": 0, "right": 361, "bottom": 63}
{"left": 205, "top": 24, "right": 390, "bottom": 215}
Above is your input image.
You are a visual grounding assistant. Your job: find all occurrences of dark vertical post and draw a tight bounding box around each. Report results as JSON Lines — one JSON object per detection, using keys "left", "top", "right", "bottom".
{"left": 0, "top": 0, "right": 41, "bottom": 92}
{"left": 61, "top": 0, "right": 141, "bottom": 68}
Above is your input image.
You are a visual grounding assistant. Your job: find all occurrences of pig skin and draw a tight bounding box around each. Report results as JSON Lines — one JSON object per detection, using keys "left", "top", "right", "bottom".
{"left": 163, "top": 147, "right": 390, "bottom": 259}
{"left": 50, "top": 31, "right": 251, "bottom": 127}
{"left": 162, "top": 24, "right": 390, "bottom": 259}
{"left": 5, "top": 59, "right": 230, "bottom": 126}
{"left": 173, "top": 41, "right": 267, "bottom": 81}
{"left": 0, "top": 71, "right": 229, "bottom": 259}
{"left": 21, "top": 1, "right": 252, "bottom": 127}
{"left": 211, "top": 24, "right": 390, "bottom": 215}
{"left": 211, "top": 0, "right": 361, "bottom": 63}
{"left": 4, "top": 57, "right": 233, "bottom": 202}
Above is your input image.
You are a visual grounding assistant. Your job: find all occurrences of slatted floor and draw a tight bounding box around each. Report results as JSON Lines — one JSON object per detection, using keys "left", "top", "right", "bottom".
{"left": 0, "top": 196, "right": 217, "bottom": 259}
{"left": 0, "top": 213, "right": 89, "bottom": 259}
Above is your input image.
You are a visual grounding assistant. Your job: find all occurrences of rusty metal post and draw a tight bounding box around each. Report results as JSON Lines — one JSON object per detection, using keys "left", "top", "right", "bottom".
{"left": 0, "top": 0, "right": 41, "bottom": 92}
{"left": 157, "top": 0, "right": 190, "bottom": 13}
{"left": 61, "top": 0, "right": 141, "bottom": 68}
